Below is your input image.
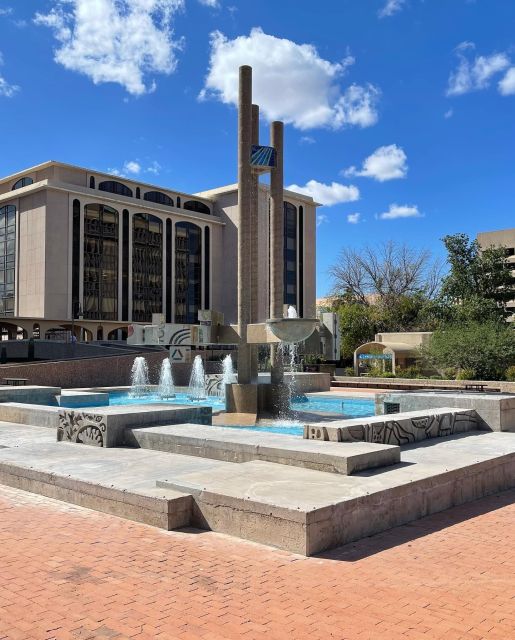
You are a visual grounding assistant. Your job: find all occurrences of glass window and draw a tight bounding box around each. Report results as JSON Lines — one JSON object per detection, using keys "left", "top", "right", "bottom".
{"left": 204, "top": 226, "right": 210, "bottom": 310}
{"left": 283, "top": 202, "right": 297, "bottom": 306}
{"left": 12, "top": 177, "right": 33, "bottom": 190}
{"left": 98, "top": 181, "right": 133, "bottom": 198}
{"left": 136, "top": 187, "right": 141, "bottom": 199}
{"left": 132, "top": 214, "right": 163, "bottom": 322}
{"left": 72, "top": 200, "right": 80, "bottom": 312}
{"left": 0, "top": 204, "right": 16, "bottom": 316}
{"left": 183, "top": 200, "right": 211, "bottom": 215}
{"left": 175, "top": 222, "right": 201, "bottom": 324}
{"left": 89, "top": 176, "right": 95, "bottom": 189}
{"left": 83, "top": 204, "right": 119, "bottom": 320}
{"left": 144, "top": 191, "right": 174, "bottom": 207}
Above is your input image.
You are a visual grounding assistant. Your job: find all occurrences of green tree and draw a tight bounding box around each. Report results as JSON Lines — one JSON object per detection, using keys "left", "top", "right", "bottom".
{"left": 421, "top": 321, "right": 515, "bottom": 380}
{"left": 440, "top": 233, "right": 515, "bottom": 319}
{"left": 337, "top": 302, "right": 379, "bottom": 359}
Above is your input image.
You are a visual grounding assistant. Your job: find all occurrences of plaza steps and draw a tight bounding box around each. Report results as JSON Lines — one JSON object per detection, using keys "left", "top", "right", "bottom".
{"left": 126, "top": 423, "right": 400, "bottom": 475}
{"left": 156, "top": 431, "right": 515, "bottom": 555}
{"left": 0, "top": 423, "right": 514, "bottom": 556}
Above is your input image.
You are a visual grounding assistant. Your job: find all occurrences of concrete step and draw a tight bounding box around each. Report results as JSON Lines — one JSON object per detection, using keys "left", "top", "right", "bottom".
{"left": 127, "top": 423, "right": 400, "bottom": 474}
{"left": 157, "top": 431, "right": 515, "bottom": 555}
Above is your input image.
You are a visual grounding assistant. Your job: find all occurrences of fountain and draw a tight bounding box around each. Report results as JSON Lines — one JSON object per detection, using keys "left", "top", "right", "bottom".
{"left": 129, "top": 356, "right": 149, "bottom": 398}
{"left": 220, "top": 354, "right": 236, "bottom": 400}
{"left": 189, "top": 355, "right": 207, "bottom": 401}
{"left": 277, "top": 307, "right": 300, "bottom": 417}
{"left": 158, "top": 358, "right": 175, "bottom": 399}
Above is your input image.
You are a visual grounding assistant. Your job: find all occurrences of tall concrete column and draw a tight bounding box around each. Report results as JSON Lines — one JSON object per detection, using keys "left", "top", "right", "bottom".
{"left": 237, "top": 65, "right": 252, "bottom": 384}
{"left": 270, "top": 120, "right": 284, "bottom": 385}
{"left": 250, "top": 103, "right": 260, "bottom": 382}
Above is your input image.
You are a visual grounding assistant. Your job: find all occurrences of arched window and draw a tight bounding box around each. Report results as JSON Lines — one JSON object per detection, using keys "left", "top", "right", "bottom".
{"left": 122, "top": 210, "right": 129, "bottom": 321}
{"left": 166, "top": 219, "right": 172, "bottom": 323}
{"left": 136, "top": 187, "right": 141, "bottom": 199}
{"left": 12, "top": 177, "right": 33, "bottom": 190}
{"left": 175, "top": 222, "right": 201, "bottom": 324}
{"left": 98, "top": 181, "right": 133, "bottom": 198}
{"left": 144, "top": 191, "right": 174, "bottom": 207}
{"left": 298, "top": 206, "right": 304, "bottom": 317}
{"left": 83, "top": 204, "right": 119, "bottom": 320}
{"left": 0, "top": 204, "right": 16, "bottom": 316}
{"left": 176, "top": 196, "right": 181, "bottom": 208}
{"left": 89, "top": 176, "right": 95, "bottom": 189}
{"left": 183, "top": 200, "right": 211, "bottom": 215}
{"left": 284, "top": 201, "right": 297, "bottom": 307}
{"left": 132, "top": 214, "right": 163, "bottom": 322}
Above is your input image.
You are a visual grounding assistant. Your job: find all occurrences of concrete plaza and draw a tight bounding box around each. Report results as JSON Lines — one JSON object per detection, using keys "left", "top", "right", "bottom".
{"left": 0, "top": 484, "right": 514, "bottom": 640}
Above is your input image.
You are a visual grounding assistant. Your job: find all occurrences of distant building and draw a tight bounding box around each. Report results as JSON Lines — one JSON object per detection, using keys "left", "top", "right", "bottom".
{"left": 477, "top": 227, "right": 515, "bottom": 321}
{"left": 0, "top": 161, "right": 317, "bottom": 340}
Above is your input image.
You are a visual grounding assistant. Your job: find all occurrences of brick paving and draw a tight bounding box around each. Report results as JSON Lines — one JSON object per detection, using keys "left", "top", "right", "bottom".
{"left": 0, "top": 486, "right": 514, "bottom": 640}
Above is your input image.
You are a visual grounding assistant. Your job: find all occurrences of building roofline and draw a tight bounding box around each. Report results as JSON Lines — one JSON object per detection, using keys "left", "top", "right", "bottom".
{"left": 196, "top": 182, "right": 321, "bottom": 206}
{"left": 0, "top": 160, "right": 214, "bottom": 205}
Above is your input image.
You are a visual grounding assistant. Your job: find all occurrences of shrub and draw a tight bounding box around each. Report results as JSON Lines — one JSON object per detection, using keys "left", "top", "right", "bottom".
{"left": 396, "top": 366, "right": 423, "bottom": 379}
{"left": 505, "top": 365, "right": 515, "bottom": 382}
{"left": 344, "top": 366, "right": 355, "bottom": 376}
{"left": 379, "top": 372, "right": 396, "bottom": 378}
{"left": 456, "top": 368, "right": 476, "bottom": 380}
{"left": 443, "top": 367, "right": 457, "bottom": 380}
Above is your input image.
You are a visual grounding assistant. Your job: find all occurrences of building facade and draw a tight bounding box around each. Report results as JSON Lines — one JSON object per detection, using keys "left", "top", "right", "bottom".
{"left": 0, "top": 161, "right": 317, "bottom": 339}
{"left": 477, "top": 227, "right": 515, "bottom": 321}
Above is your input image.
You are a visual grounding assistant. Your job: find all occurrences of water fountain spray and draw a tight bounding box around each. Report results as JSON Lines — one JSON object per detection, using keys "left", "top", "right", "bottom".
{"left": 158, "top": 358, "right": 175, "bottom": 399}
{"left": 129, "top": 357, "right": 149, "bottom": 398}
{"left": 189, "top": 355, "right": 207, "bottom": 401}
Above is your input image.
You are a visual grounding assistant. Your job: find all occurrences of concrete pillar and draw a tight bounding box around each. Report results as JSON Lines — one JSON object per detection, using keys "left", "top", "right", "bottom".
{"left": 237, "top": 65, "right": 252, "bottom": 384}
{"left": 250, "top": 103, "right": 260, "bottom": 382}
{"left": 270, "top": 121, "right": 284, "bottom": 385}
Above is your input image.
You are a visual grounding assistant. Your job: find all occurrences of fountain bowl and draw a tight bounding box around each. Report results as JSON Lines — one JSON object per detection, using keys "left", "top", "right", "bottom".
{"left": 265, "top": 318, "right": 318, "bottom": 343}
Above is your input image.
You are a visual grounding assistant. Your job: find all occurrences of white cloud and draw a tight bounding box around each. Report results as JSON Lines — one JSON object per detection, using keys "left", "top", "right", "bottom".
{"left": 316, "top": 214, "right": 329, "bottom": 227}
{"left": 286, "top": 180, "right": 359, "bottom": 206}
{"left": 499, "top": 68, "right": 515, "bottom": 95}
{"left": 444, "top": 108, "right": 454, "bottom": 119}
{"left": 378, "top": 0, "right": 405, "bottom": 18}
{"left": 124, "top": 160, "right": 141, "bottom": 175}
{"left": 378, "top": 203, "right": 422, "bottom": 220}
{"left": 344, "top": 144, "right": 407, "bottom": 182}
{"left": 0, "top": 52, "right": 19, "bottom": 97}
{"left": 300, "top": 136, "right": 316, "bottom": 145}
{"left": 447, "top": 43, "right": 510, "bottom": 96}
{"left": 146, "top": 161, "right": 162, "bottom": 174}
{"left": 108, "top": 159, "right": 163, "bottom": 177}
{"left": 347, "top": 212, "right": 361, "bottom": 224}
{"left": 198, "top": 0, "right": 219, "bottom": 6}
{"left": 34, "top": 0, "right": 185, "bottom": 95}
{"left": 200, "top": 28, "right": 380, "bottom": 130}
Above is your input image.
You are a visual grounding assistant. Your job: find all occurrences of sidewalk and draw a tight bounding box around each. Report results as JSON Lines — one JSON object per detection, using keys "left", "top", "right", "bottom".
{"left": 0, "top": 485, "right": 514, "bottom": 640}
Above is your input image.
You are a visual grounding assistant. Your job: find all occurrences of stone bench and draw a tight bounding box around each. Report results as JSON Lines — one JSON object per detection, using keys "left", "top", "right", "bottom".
{"left": 304, "top": 408, "right": 484, "bottom": 446}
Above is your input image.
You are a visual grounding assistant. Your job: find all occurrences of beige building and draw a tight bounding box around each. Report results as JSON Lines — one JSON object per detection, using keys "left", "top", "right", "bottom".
{"left": 0, "top": 161, "right": 317, "bottom": 340}
{"left": 477, "top": 227, "right": 515, "bottom": 321}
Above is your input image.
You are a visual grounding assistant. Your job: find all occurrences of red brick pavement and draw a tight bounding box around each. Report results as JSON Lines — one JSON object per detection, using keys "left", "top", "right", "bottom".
{"left": 0, "top": 485, "right": 514, "bottom": 640}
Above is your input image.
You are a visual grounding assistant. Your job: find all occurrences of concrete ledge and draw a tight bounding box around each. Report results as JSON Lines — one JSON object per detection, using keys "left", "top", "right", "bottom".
{"left": 57, "top": 391, "right": 110, "bottom": 408}
{"left": 0, "top": 461, "right": 192, "bottom": 529}
{"left": 304, "top": 408, "right": 484, "bottom": 446}
{"left": 0, "top": 386, "right": 61, "bottom": 406}
{"left": 380, "top": 392, "right": 515, "bottom": 432}
{"left": 128, "top": 424, "right": 400, "bottom": 474}
{"left": 157, "top": 432, "right": 515, "bottom": 555}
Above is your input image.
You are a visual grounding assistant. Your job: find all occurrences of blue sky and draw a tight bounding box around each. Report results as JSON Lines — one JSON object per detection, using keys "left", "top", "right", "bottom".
{"left": 0, "top": 0, "right": 514, "bottom": 296}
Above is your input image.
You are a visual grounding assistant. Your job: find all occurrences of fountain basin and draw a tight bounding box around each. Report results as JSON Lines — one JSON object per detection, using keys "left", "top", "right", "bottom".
{"left": 266, "top": 318, "right": 318, "bottom": 343}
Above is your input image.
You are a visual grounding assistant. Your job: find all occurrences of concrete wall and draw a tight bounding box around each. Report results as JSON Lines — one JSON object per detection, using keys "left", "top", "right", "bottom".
{"left": 44, "top": 190, "right": 70, "bottom": 319}
{"left": 0, "top": 351, "right": 167, "bottom": 388}
{"left": 17, "top": 189, "right": 47, "bottom": 316}
{"left": 380, "top": 391, "right": 515, "bottom": 432}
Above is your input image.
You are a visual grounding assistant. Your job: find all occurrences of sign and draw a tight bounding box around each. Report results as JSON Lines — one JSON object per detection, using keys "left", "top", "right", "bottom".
{"left": 250, "top": 145, "right": 276, "bottom": 169}
{"left": 169, "top": 346, "right": 191, "bottom": 363}
{"left": 358, "top": 353, "right": 392, "bottom": 360}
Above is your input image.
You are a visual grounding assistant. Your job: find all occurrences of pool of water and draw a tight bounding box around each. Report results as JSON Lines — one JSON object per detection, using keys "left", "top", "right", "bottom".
{"left": 106, "top": 392, "right": 375, "bottom": 420}
{"left": 108, "top": 391, "right": 226, "bottom": 409}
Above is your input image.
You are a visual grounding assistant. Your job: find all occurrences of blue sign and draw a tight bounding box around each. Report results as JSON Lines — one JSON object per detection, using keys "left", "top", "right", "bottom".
{"left": 358, "top": 353, "right": 392, "bottom": 360}
{"left": 251, "top": 145, "right": 276, "bottom": 168}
